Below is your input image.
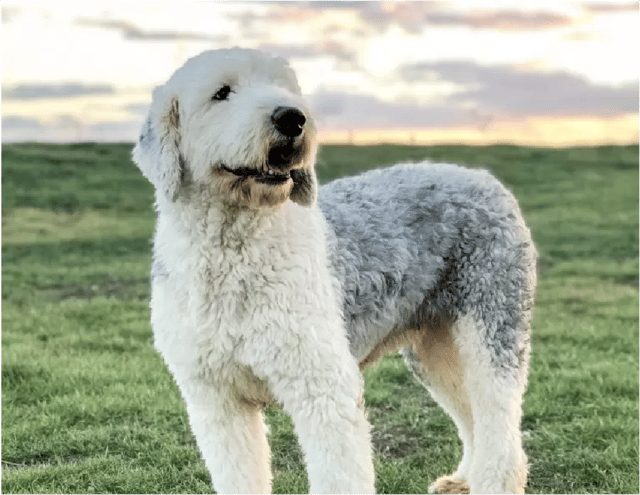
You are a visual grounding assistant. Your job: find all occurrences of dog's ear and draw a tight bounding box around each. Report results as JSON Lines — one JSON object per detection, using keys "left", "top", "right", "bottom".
{"left": 290, "top": 168, "right": 317, "bottom": 207}
{"left": 132, "top": 92, "right": 182, "bottom": 201}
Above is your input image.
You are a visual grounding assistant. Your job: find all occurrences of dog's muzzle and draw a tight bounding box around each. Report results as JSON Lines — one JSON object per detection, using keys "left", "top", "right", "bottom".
{"left": 219, "top": 106, "right": 309, "bottom": 185}
{"left": 265, "top": 106, "right": 308, "bottom": 173}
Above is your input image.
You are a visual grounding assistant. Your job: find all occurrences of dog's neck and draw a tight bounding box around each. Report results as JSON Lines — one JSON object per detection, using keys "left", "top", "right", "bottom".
{"left": 158, "top": 195, "right": 316, "bottom": 250}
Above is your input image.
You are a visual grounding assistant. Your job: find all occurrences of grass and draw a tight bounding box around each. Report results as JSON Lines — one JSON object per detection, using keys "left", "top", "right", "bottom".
{"left": 2, "top": 142, "right": 638, "bottom": 494}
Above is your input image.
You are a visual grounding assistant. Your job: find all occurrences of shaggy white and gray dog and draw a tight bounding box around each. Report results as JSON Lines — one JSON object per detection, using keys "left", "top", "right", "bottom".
{"left": 133, "top": 48, "right": 536, "bottom": 494}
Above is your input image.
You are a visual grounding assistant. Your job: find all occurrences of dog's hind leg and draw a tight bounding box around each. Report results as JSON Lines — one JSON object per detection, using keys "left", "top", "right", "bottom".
{"left": 403, "top": 310, "right": 530, "bottom": 494}
{"left": 174, "top": 376, "right": 272, "bottom": 494}
{"left": 402, "top": 319, "right": 473, "bottom": 494}
{"left": 454, "top": 314, "right": 529, "bottom": 494}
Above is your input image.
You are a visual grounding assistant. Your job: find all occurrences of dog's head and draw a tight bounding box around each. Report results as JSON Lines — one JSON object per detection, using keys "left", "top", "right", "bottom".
{"left": 133, "top": 48, "right": 318, "bottom": 209}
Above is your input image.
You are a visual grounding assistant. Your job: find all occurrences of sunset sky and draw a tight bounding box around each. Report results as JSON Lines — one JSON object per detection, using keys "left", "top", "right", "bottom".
{"left": 1, "top": 1, "right": 638, "bottom": 146}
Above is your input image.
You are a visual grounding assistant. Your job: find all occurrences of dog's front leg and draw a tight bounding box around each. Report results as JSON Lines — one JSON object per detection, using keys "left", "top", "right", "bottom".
{"left": 241, "top": 335, "right": 376, "bottom": 494}
{"left": 291, "top": 387, "right": 375, "bottom": 495}
{"left": 172, "top": 374, "right": 272, "bottom": 494}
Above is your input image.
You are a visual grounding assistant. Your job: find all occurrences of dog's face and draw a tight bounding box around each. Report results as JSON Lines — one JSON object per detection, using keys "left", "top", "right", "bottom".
{"left": 133, "top": 49, "right": 318, "bottom": 209}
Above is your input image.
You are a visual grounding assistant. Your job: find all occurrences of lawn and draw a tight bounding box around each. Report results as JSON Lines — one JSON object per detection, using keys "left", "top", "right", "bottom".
{"left": 2, "top": 143, "right": 638, "bottom": 494}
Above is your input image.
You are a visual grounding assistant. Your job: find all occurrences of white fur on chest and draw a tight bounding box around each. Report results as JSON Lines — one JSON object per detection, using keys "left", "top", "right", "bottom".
{"left": 150, "top": 201, "right": 345, "bottom": 383}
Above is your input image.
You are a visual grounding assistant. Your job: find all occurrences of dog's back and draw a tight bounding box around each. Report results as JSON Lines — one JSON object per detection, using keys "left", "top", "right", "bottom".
{"left": 319, "top": 161, "right": 536, "bottom": 371}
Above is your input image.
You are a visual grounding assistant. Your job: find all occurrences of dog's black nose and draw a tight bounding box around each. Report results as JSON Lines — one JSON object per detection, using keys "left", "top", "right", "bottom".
{"left": 271, "top": 106, "right": 306, "bottom": 138}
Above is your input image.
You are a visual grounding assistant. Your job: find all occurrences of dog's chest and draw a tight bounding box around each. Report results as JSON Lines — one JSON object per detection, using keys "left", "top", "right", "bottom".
{"left": 198, "top": 241, "right": 297, "bottom": 315}
{"left": 168, "top": 218, "right": 327, "bottom": 326}
{"left": 152, "top": 206, "right": 341, "bottom": 378}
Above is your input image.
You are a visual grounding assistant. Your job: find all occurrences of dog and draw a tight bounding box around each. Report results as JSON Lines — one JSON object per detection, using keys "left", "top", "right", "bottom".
{"left": 132, "top": 48, "right": 536, "bottom": 494}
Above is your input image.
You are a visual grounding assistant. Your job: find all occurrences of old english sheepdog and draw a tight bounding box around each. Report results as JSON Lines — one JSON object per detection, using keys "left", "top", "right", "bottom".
{"left": 133, "top": 48, "right": 536, "bottom": 494}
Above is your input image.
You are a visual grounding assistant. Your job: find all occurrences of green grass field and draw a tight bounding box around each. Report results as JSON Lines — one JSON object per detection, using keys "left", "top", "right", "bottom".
{"left": 2, "top": 142, "right": 638, "bottom": 494}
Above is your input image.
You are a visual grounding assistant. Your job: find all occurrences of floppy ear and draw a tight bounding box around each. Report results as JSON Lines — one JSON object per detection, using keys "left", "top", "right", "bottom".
{"left": 290, "top": 168, "right": 318, "bottom": 207}
{"left": 132, "top": 92, "right": 182, "bottom": 201}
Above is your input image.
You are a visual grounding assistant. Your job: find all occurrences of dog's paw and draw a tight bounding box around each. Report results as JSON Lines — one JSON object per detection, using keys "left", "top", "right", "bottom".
{"left": 429, "top": 475, "right": 470, "bottom": 494}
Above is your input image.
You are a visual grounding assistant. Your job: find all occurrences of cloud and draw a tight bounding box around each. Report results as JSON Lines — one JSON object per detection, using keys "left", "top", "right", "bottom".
{"left": 1, "top": 114, "right": 142, "bottom": 143}
{"left": 52, "top": 114, "right": 83, "bottom": 128}
{"left": 259, "top": 40, "right": 357, "bottom": 65}
{"left": 330, "top": 3, "right": 573, "bottom": 33}
{"left": 344, "top": 2, "right": 441, "bottom": 34}
{"left": 125, "top": 104, "right": 151, "bottom": 118}
{"left": 76, "top": 17, "right": 228, "bottom": 43}
{"left": 297, "top": 1, "right": 371, "bottom": 9}
{"left": 2, "top": 115, "right": 58, "bottom": 142}
{"left": 244, "top": 3, "right": 576, "bottom": 44}
{"left": 258, "top": 44, "right": 319, "bottom": 60}
{"left": 582, "top": 2, "right": 639, "bottom": 13}
{"left": 423, "top": 10, "right": 572, "bottom": 31}
{"left": 1, "top": 6, "right": 20, "bottom": 23}
{"left": 263, "top": 2, "right": 438, "bottom": 34}
{"left": 2, "top": 116, "right": 43, "bottom": 131}
{"left": 227, "top": 10, "right": 265, "bottom": 29}
{"left": 400, "top": 61, "right": 638, "bottom": 117}
{"left": 2, "top": 83, "right": 115, "bottom": 100}
{"left": 309, "top": 91, "right": 475, "bottom": 130}
{"left": 86, "top": 120, "right": 143, "bottom": 141}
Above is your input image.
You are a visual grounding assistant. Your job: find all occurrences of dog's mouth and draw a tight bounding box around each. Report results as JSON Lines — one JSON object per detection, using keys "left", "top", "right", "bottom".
{"left": 220, "top": 141, "right": 308, "bottom": 186}
{"left": 221, "top": 165, "right": 292, "bottom": 185}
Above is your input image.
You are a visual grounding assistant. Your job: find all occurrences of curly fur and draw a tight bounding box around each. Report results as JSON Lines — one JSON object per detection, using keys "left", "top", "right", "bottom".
{"left": 133, "top": 48, "right": 536, "bottom": 494}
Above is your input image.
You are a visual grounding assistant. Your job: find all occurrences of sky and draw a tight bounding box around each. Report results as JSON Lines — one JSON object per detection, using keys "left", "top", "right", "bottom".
{"left": 1, "top": 1, "right": 638, "bottom": 146}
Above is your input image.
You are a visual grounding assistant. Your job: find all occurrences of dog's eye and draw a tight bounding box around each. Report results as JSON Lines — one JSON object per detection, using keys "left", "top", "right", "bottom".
{"left": 212, "top": 85, "right": 232, "bottom": 101}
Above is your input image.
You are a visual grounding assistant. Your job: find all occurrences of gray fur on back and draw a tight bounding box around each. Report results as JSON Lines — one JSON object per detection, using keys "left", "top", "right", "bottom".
{"left": 318, "top": 161, "right": 537, "bottom": 373}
